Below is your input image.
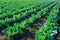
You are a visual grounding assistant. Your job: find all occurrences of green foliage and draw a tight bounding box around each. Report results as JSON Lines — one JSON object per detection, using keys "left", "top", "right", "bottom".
{"left": 36, "top": 4, "right": 59, "bottom": 40}
{"left": 0, "top": 0, "right": 59, "bottom": 40}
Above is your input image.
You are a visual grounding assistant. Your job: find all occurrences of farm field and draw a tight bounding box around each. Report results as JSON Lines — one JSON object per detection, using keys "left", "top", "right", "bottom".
{"left": 0, "top": 0, "right": 60, "bottom": 40}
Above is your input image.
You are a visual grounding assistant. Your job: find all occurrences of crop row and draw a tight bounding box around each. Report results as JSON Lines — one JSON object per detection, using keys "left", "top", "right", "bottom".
{"left": 28, "top": 1, "right": 58, "bottom": 30}
{"left": 0, "top": 1, "right": 55, "bottom": 21}
{"left": 2, "top": 1, "right": 58, "bottom": 37}
{"left": 0, "top": 0, "right": 55, "bottom": 20}
{"left": 36, "top": 3, "right": 59, "bottom": 40}
{"left": 0, "top": 1, "right": 57, "bottom": 29}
